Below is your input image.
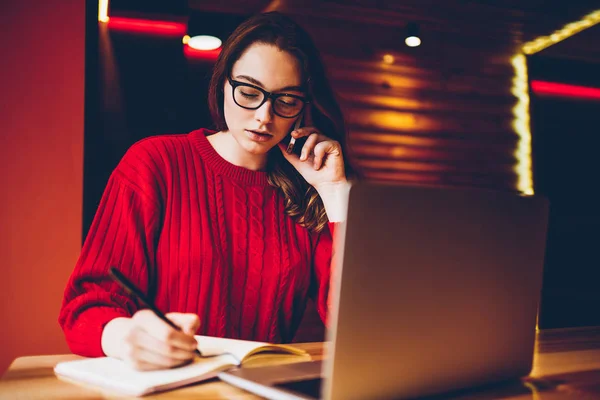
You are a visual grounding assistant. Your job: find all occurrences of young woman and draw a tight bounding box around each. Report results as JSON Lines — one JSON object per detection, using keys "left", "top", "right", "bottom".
{"left": 59, "top": 11, "right": 355, "bottom": 371}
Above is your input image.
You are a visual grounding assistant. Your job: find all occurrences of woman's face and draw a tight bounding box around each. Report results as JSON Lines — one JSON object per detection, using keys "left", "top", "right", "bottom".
{"left": 223, "top": 42, "right": 305, "bottom": 157}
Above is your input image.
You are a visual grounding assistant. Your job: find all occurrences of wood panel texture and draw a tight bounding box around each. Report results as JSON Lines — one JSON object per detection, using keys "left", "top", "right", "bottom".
{"left": 186, "top": 0, "right": 598, "bottom": 191}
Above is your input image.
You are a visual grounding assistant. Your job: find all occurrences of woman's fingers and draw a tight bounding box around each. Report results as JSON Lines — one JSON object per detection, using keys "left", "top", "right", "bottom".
{"left": 121, "top": 310, "right": 199, "bottom": 369}
{"left": 132, "top": 310, "right": 198, "bottom": 352}
{"left": 300, "top": 133, "right": 320, "bottom": 161}
{"left": 125, "top": 342, "right": 190, "bottom": 370}
{"left": 291, "top": 126, "right": 318, "bottom": 139}
{"left": 166, "top": 312, "right": 201, "bottom": 336}
{"left": 278, "top": 126, "right": 346, "bottom": 187}
{"left": 313, "top": 141, "right": 338, "bottom": 170}
{"left": 126, "top": 326, "right": 196, "bottom": 361}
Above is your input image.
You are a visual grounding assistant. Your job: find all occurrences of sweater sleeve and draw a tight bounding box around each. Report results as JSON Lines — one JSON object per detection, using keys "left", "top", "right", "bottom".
{"left": 310, "top": 221, "right": 337, "bottom": 327}
{"left": 58, "top": 143, "right": 161, "bottom": 357}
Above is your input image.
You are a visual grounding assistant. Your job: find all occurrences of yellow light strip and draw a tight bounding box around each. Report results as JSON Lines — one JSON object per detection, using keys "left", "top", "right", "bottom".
{"left": 511, "top": 9, "right": 600, "bottom": 195}
{"left": 98, "top": 0, "right": 110, "bottom": 23}
{"left": 522, "top": 381, "right": 541, "bottom": 400}
{"left": 510, "top": 53, "right": 533, "bottom": 195}
{"left": 523, "top": 10, "right": 600, "bottom": 55}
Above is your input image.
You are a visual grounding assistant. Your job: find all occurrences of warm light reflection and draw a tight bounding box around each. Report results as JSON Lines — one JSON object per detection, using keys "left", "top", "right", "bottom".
{"left": 510, "top": 54, "right": 533, "bottom": 195}
{"left": 342, "top": 94, "right": 423, "bottom": 111}
{"left": 522, "top": 10, "right": 600, "bottom": 55}
{"left": 360, "top": 159, "right": 448, "bottom": 173}
{"left": 365, "top": 171, "right": 441, "bottom": 184}
{"left": 351, "top": 132, "right": 442, "bottom": 147}
{"left": 346, "top": 110, "right": 433, "bottom": 131}
{"left": 98, "top": 0, "right": 109, "bottom": 22}
{"left": 329, "top": 70, "right": 425, "bottom": 90}
{"left": 523, "top": 381, "right": 541, "bottom": 400}
{"left": 382, "top": 54, "right": 395, "bottom": 64}
{"left": 183, "top": 45, "right": 221, "bottom": 61}
{"left": 531, "top": 80, "right": 600, "bottom": 100}
{"left": 353, "top": 145, "right": 452, "bottom": 161}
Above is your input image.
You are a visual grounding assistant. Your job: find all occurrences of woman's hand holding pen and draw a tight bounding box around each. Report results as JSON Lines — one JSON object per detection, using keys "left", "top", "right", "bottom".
{"left": 101, "top": 311, "right": 200, "bottom": 371}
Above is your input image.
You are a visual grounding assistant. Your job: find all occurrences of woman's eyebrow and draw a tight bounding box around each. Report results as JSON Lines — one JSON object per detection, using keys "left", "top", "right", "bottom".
{"left": 234, "top": 74, "right": 304, "bottom": 93}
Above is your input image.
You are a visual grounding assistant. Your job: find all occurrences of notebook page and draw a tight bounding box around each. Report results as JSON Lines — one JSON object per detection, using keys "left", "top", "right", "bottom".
{"left": 195, "top": 335, "right": 268, "bottom": 362}
{"left": 54, "top": 354, "right": 237, "bottom": 396}
{"left": 195, "top": 336, "right": 309, "bottom": 364}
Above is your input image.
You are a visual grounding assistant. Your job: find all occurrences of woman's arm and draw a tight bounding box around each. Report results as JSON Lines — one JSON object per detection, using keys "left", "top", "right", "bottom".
{"left": 309, "top": 221, "right": 338, "bottom": 326}
{"left": 58, "top": 171, "right": 160, "bottom": 357}
{"left": 58, "top": 139, "right": 165, "bottom": 357}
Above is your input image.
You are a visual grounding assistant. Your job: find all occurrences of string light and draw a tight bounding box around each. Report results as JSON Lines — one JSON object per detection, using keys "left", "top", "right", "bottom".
{"left": 510, "top": 8, "right": 600, "bottom": 195}
{"left": 523, "top": 10, "right": 600, "bottom": 55}
{"left": 510, "top": 54, "right": 534, "bottom": 195}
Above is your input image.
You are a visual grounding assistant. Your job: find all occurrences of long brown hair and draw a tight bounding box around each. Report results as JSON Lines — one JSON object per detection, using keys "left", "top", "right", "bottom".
{"left": 208, "top": 12, "right": 356, "bottom": 232}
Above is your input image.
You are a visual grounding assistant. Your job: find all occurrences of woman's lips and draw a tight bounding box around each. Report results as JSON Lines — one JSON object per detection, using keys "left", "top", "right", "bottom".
{"left": 245, "top": 129, "right": 273, "bottom": 142}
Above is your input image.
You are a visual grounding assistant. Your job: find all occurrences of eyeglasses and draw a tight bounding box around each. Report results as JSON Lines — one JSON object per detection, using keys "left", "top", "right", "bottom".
{"left": 228, "top": 77, "right": 309, "bottom": 118}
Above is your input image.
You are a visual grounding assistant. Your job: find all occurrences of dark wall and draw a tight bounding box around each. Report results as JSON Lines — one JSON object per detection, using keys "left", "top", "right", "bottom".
{"left": 529, "top": 55, "right": 600, "bottom": 328}
{"left": 83, "top": 18, "right": 239, "bottom": 237}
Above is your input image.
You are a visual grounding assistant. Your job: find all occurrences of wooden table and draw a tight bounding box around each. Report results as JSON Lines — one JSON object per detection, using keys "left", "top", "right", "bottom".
{"left": 1, "top": 327, "right": 600, "bottom": 399}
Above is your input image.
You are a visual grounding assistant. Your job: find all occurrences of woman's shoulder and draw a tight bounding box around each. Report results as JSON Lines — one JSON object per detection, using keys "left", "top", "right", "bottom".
{"left": 125, "top": 129, "right": 210, "bottom": 157}
{"left": 112, "top": 128, "right": 213, "bottom": 189}
{"left": 118, "top": 128, "right": 211, "bottom": 168}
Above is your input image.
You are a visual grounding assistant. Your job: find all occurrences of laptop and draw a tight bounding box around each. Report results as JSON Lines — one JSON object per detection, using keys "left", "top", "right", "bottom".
{"left": 219, "top": 183, "right": 549, "bottom": 400}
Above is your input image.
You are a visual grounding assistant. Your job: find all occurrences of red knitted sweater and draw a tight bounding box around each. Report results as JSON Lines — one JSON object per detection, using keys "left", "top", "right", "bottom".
{"left": 58, "top": 128, "right": 333, "bottom": 357}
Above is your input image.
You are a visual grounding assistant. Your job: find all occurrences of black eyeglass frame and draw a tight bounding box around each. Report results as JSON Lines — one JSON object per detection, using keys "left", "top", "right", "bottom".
{"left": 227, "top": 77, "right": 310, "bottom": 119}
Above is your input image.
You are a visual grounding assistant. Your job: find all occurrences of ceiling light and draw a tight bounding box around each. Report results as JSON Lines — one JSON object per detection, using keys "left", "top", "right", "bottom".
{"left": 405, "top": 22, "right": 421, "bottom": 47}
{"left": 188, "top": 35, "right": 222, "bottom": 51}
{"left": 405, "top": 36, "right": 421, "bottom": 47}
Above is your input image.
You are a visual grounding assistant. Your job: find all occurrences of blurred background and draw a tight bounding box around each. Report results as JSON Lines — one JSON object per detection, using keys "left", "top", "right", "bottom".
{"left": 2, "top": 0, "right": 599, "bottom": 374}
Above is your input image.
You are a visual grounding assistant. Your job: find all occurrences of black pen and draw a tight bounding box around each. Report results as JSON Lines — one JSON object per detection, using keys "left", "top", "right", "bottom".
{"left": 108, "top": 267, "right": 204, "bottom": 358}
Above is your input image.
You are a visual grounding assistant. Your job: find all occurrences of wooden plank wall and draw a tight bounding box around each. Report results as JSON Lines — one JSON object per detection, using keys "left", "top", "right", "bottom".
{"left": 187, "top": 0, "right": 598, "bottom": 193}
{"left": 327, "top": 52, "right": 519, "bottom": 189}
{"left": 282, "top": 2, "right": 526, "bottom": 191}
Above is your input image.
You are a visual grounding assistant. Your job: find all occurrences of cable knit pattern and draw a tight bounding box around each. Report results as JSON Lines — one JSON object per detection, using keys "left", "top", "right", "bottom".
{"left": 58, "top": 128, "right": 334, "bottom": 356}
{"left": 266, "top": 190, "right": 283, "bottom": 342}
{"left": 275, "top": 204, "right": 294, "bottom": 342}
{"left": 214, "top": 176, "right": 229, "bottom": 338}
{"left": 242, "top": 186, "right": 265, "bottom": 338}
{"left": 231, "top": 180, "right": 248, "bottom": 337}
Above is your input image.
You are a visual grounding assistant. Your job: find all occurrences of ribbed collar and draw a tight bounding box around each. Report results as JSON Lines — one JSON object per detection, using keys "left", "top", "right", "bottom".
{"left": 190, "top": 128, "right": 269, "bottom": 186}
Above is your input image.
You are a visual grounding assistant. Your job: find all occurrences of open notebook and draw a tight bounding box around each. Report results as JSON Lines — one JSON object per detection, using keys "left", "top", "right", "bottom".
{"left": 53, "top": 335, "right": 311, "bottom": 397}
